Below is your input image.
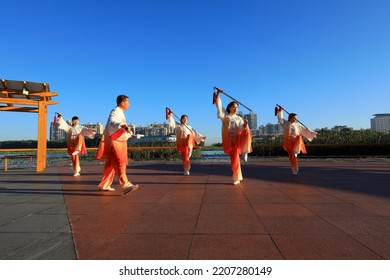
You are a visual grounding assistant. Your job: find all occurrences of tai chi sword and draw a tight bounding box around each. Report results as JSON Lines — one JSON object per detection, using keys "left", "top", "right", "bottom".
{"left": 214, "top": 86, "right": 253, "bottom": 112}
{"left": 275, "top": 104, "right": 309, "bottom": 129}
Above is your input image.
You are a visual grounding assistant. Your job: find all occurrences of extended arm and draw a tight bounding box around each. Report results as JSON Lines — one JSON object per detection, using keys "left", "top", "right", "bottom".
{"left": 191, "top": 127, "right": 206, "bottom": 145}
{"left": 300, "top": 125, "right": 318, "bottom": 142}
{"left": 80, "top": 127, "right": 97, "bottom": 139}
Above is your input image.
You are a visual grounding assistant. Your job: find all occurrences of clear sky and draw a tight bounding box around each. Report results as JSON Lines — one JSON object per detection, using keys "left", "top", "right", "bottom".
{"left": 1, "top": 0, "right": 389, "bottom": 145}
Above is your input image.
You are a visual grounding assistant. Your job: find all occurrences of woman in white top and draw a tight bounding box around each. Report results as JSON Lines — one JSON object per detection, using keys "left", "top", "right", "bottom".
{"left": 276, "top": 105, "right": 318, "bottom": 175}
{"left": 57, "top": 114, "right": 96, "bottom": 176}
{"left": 168, "top": 111, "right": 205, "bottom": 175}
{"left": 214, "top": 90, "right": 252, "bottom": 185}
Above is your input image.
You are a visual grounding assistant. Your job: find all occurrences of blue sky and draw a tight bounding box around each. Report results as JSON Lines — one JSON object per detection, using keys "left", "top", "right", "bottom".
{"left": 1, "top": 0, "right": 389, "bottom": 145}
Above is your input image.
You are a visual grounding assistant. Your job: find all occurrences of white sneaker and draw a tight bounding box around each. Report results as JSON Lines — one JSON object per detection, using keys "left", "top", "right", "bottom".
{"left": 184, "top": 171, "right": 190, "bottom": 176}
{"left": 98, "top": 186, "right": 115, "bottom": 192}
{"left": 243, "top": 153, "right": 248, "bottom": 162}
{"left": 72, "top": 150, "right": 80, "bottom": 156}
{"left": 233, "top": 180, "right": 240, "bottom": 185}
{"left": 73, "top": 172, "right": 80, "bottom": 177}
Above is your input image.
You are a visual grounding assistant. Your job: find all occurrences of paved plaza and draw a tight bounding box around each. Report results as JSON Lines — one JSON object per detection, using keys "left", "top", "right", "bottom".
{"left": 1, "top": 159, "right": 390, "bottom": 260}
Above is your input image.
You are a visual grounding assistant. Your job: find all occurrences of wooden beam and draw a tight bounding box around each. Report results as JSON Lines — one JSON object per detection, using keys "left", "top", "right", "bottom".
{"left": 0, "top": 106, "right": 39, "bottom": 113}
{"left": 0, "top": 98, "right": 58, "bottom": 106}
{"left": 28, "top": 92, "right": 58, "bottom": 97}
{"left": 0, "top": 97, "right": 39, "bottom": 106}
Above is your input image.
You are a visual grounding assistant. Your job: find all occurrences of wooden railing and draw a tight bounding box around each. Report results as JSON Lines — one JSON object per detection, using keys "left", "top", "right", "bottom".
{"left": 0, "top": 155, "right": 36, "bottom": 171}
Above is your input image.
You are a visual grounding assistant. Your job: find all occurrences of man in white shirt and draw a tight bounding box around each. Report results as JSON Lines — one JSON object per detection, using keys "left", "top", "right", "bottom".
{"left": 96, "top": 95, "right": 139, "bottom": 195}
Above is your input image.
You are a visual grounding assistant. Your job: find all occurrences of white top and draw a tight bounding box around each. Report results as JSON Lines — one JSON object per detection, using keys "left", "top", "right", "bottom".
{"left": 104, "top": 106, "right": 132, "bottom": 141}
{"left": 277, "top": 110, "right": 317, "bottom": 141}
{"left": 215, "top": 96, "right": 245, "bottom": 137}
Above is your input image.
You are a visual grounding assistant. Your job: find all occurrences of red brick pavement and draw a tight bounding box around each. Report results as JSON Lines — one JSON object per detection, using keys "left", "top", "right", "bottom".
{"left": 59, "top": 160, "right": 390, "bottom": 260}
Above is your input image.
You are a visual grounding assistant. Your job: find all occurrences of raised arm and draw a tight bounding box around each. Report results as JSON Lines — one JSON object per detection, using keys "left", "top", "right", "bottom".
{"left": 214, "top": 91, "right": 226, "bottom": 120}
{"left": 56, "top": 113, "right": 71, "bottom": 132}
{"left": 276, "top": 106, "right": 285, "bottom": 126}
{"left": 168, "top": 113, "right": 179, "bottom": 129}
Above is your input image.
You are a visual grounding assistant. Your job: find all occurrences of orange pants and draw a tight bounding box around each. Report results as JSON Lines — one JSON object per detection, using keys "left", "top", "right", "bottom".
{"left": 229, "top": 147, "right": 243, "bottom": 182}
{"left": 177, "top": 134, "right": 193, "bottom": 172}
{"left": 180, "top": 146, "right": 191, "bottom": 172}
{"left": 223, "top": 130, "right": 251, "bottom": 182}
{"left": 287, "top": 150, "right": 299, "bottom": 173}
{"left": 98, "top": 141, "right": 129, "bottom": 189}
{"left": 284, "top": 137, "right": 304, "bottom": 174}
{"left": 68, "top": 134, "right": 85, "bottom": 172}
{"left": 70, "top": 154, "right": 80, "bottom": 173}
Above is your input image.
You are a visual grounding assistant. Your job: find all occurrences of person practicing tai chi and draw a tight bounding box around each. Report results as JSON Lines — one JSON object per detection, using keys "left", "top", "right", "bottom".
{"left": 275, "top": 104, "right": 318, "bottom": 175}
{"left": 213, "top": 87, "right": 252, "bottom": 185}
{"left": 95, "top": 95, "right": 139, "bottom": 195}
{"left": 56, "top": 113, "right": 96, "bottom": 176}
{"left": 166, "top": 107, "right": 206, "bottom": 175}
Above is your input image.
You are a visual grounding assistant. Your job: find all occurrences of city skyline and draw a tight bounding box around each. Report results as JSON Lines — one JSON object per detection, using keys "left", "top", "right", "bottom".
{"left": 46, "top": 112, "right": 388, "bottom": 145}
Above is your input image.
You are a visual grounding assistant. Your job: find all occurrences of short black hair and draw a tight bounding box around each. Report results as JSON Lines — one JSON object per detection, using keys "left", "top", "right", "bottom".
{"left": 71, "top": 116, "right": 79, "bottom": 121}
{"left": 116, "top": 95, "right": 129, "bottom": 105}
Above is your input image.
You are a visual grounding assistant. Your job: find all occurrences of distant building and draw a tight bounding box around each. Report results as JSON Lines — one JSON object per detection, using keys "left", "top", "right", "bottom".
{"left": 135, "top": 122, "right": 174, "bottom": 137}
{"left": 257, "top": 123, "right": 282, "bottom": 136}
{"left": 49, "top": 120, "right": 104, "bottom": 141}
{"left": 84, "top": 122, "right": 104, "bottom": 135}
{"left": 244, "top": 111, "right": 258, "bottom": 130}
{"left": 239, "top": 111, "right": 283, "bottom": 136}
{"left": 50, "top": 121, "right": 67, "bottom": 141}
{"left": 129, "top": 135, "right": 176, "bottom": 143}
{"left": 128, "top": 121, "right": 177, "bottom": 143}
{"left": 331, "top": 125, "right": 353, "bottom": 131}
{"left": 371, "top": 114, "right": 390, "bottom": 133}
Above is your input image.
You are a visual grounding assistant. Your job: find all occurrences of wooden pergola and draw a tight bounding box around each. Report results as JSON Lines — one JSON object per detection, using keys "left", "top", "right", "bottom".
{"left": 0, "top": 79, "right": 58, "bottom": 172}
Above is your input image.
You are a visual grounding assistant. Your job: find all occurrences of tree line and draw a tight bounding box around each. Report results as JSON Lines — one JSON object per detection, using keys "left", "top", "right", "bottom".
{"left": 1, "top": 128, "right": 389, "bottom": 157}
{"left": 251, "top": 128, "right": 390, "bottom": 157}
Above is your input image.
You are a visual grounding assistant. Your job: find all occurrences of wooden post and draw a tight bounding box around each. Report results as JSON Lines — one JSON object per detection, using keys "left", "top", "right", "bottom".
{"left": 37, "top": 100, "right": 47, "bottom": 172}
